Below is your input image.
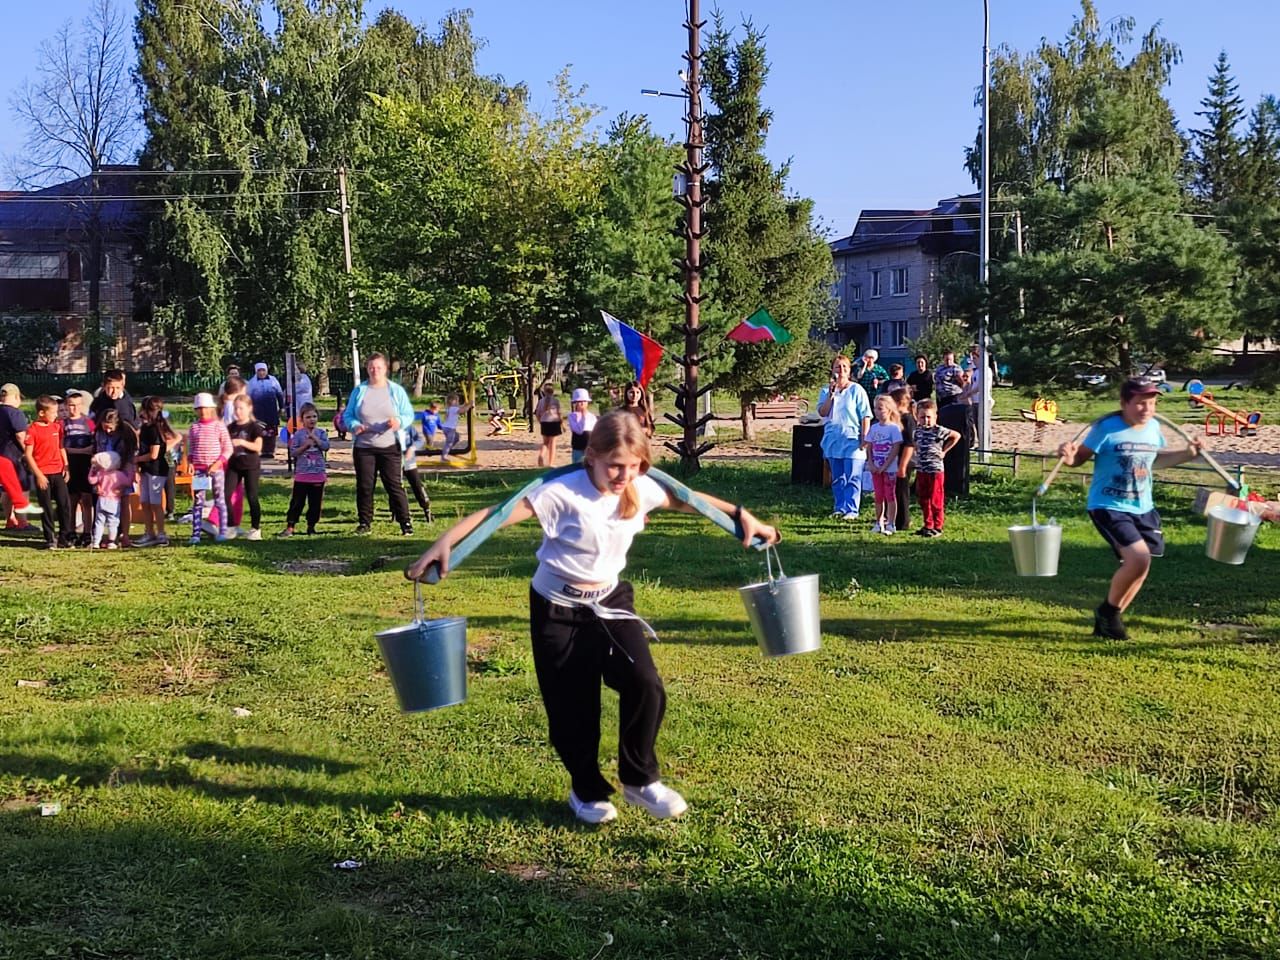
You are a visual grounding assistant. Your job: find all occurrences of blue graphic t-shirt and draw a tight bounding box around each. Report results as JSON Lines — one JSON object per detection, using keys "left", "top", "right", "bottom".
{"left": 1084, "top": 413, "right": 1166, "bottom": 514}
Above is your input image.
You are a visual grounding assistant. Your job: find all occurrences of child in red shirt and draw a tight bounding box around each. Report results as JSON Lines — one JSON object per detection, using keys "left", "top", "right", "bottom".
{"left": 24, "top": 395, "right": 71, "bottom": 548}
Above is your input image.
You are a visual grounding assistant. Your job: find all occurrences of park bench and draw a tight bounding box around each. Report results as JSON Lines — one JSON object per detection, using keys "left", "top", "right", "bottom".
{"left": 750, "top": 400, "right": 806, "bottom": 419}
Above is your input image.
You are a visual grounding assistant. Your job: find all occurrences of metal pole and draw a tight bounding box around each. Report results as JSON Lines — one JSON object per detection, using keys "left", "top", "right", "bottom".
{"left": 682, "top": 0, "right": 705, "bottom": 471}
{"left": 337, "top": 165, "right": 359, "bottom": 387}
{"left": 978, "top": 0, "right": 992, "bottom": 461}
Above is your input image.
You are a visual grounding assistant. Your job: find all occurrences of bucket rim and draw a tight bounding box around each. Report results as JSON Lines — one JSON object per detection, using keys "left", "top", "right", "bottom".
{"left": 1207, "top": 505, "right": 1261, "bottom": 527}
{"left": 738, "top": 572, "right": 820, "bottom": 592}
{"left": 1007, "top": 523, "right": 1061, "bottom": 533}
{"left": 376, "top": 615, "right": 468, "bottom": 638}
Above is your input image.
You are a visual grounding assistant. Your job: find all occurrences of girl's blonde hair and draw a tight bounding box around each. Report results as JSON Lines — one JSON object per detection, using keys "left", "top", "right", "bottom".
{"left": 584, "top": 410, "right": 652, "bottom": 519}
{"left": 873, "top": 394, "right": 901, "bottom": 425}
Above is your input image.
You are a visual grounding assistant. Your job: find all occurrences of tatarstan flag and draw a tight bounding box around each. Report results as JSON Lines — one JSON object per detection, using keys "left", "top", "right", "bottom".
{"left": 726, "top": 307, "right": 792, "bottom": 344}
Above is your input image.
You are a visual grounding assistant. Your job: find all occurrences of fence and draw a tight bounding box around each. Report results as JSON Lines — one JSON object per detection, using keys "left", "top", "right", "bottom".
{"left": 972, "top": 447, "right": 1276, "bottom": 494}
{"left": 0, "top": 369, "right": 359, "bottom": 400}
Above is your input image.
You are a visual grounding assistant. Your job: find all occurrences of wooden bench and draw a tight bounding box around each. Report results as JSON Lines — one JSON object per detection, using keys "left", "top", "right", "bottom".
{"left": 750, "top": 400, "right": 805, "bottom": 419}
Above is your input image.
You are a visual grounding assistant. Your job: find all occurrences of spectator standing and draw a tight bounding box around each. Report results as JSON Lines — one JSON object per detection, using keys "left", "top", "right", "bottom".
{"left": 63, "top": 390, "right": 96, "bottom": 545}
{"left": 291, "top": 360, "right": 314, "bottom": 418}
{"left": 93, "top": 408, "right": 138, "bottom": 548}
{"left": 0, "top": 383, "right": 42, "bottom": 526}
{"left": 618, "top": 382, "right": 655, "bottom": 438}
{"left": 959, "top": 343, "right": 989, "bottom": 449}
{"left": 187, "top": 393, "right": 234, "bottom": 544}
{"left": 854, "top": 350, "right": 888, "bottom": 397}
{"left": 817, "top": 355, "right": 873, "bottom": 521}
{"left": 226, "top": 394, "right": 266, "bottom": 540}
{"left": 279, "top": 403, "right": 329, "bottom": 537}
{"left": 863, "top": 395, "right": 903, "bottom": 535}
{"left": 88, "top": 370, "right": 138, "bottom": 545}
{"left": 882, "top": 363, "right": 907, "bottom": 395}
{"left": 933, "top": 351, "right": 965, "bottom": 408}
{"left": 246, "top": 362, "right": 285, "bottom": 458}
{"left": 906, "top": 355, "right": 933, "bottom": 402}
{"left": 88, "top": 452, "right": 130, "bottom": 549}
{"left": 24, "top": 395, "right": 71, "bottom": 549}
{"left": 534, "top": 384, "right": 563, "bottom": 467}
{"left": 342, "top": 352, "right": 415, "bottom": 536}
{"left": 134, "top": 396, "right": 178, "bottom": 547}
{"left": 912, "top": 399, "right": 960, "bottom": 537}
{"left": 567, "top": 388, "right": 597, "bottom": 465}
{"left": 890, "top": 388, "right": 916, "bottom": 532}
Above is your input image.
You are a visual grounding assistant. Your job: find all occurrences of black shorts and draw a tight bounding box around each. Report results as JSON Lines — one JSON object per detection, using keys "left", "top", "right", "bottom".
{"left": 1089, "top": 507, "right": 1164, "bottom": 559}
{"left": 539, "top": 420, "right": 563, "bottom": 438}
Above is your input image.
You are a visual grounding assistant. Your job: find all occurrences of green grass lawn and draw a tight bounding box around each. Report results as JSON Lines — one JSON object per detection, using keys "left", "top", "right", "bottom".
{"left": 1, "top": 463, "right": 1277, "bottom": 959}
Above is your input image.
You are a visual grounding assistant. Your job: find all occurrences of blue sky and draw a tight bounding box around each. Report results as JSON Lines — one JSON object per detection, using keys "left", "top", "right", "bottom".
{"left": 3, "top": 0, "right": 1276, "bottom": 237}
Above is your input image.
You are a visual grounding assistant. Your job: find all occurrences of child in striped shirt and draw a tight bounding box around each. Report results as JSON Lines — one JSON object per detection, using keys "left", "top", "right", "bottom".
{"left": 187, "top": 393, "right": 234, "bottom": 544}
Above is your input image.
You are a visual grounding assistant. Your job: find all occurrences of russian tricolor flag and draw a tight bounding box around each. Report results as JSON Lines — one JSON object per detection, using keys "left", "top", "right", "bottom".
{"left": 602, "top": 310, "right": 663, "bottom": 388}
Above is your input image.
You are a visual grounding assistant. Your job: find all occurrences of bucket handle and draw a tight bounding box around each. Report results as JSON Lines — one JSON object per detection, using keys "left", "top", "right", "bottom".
{"left": 764, "top": 544, "right": 786, "bottom": 590}
{"left": 413, "top": 579, "right": 425, "bottom": 624}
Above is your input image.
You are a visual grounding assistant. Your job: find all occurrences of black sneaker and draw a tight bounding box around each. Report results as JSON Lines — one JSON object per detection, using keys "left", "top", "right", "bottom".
{"left": 354, "top": 524, "right": 372, "bottom": 536}
{"left": 1093, "top": 604, "right": 1128, "bottom": 640}
{"left": 400, "top": 524, "right": 414, "bottom": 537}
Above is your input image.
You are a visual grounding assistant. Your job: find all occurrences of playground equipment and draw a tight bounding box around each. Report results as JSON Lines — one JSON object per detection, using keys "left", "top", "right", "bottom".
{"left": 1019, "top": 396, "right": 1066, "bottom": 443}
{"left": 478, "top": 369, "right": 531, "bottom": 434}
{"left": 1186, "top": 380, "right": 1262, "bottom": 437}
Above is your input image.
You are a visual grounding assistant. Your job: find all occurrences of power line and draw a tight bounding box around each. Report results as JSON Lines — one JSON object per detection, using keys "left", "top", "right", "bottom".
{"left": 0, "top": 190, "right": 337, "bottom": 203}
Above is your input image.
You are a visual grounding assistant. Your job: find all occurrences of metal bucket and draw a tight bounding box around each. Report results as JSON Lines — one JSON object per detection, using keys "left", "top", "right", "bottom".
{"left": 738, "top": 547, "right": 822, "bottom": 658}
{"left": 376, "top": 582, "right": 468, "bottom": 712}
{"left": 1205, "top": 505, "right": 1261, "bottom": 565}
{"left": 1008, "top": 523, "right": 1062, "bottom": 577}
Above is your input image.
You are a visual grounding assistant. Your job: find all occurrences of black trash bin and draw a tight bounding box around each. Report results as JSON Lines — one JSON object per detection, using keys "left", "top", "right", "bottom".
{"left": 791, "top": 423, "right": 825, "bottom": 485}
{"left": 937, "top": 402, "right": 970, "bottom": 496}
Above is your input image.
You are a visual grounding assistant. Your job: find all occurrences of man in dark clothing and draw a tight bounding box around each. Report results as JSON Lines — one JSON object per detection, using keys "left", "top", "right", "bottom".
{"left": 906, "top": 355, "right": 933, "bottom": 402}
{"left": 89, "top": 370, "right": 138, "bottom": 427}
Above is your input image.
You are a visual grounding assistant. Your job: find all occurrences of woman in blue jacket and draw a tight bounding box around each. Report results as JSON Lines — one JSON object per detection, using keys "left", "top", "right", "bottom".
{"left": 817, "top": 354, "right": 873, "bottom": 521}
{"left": 342, "top": 353, "right": 417, "bottom": 536}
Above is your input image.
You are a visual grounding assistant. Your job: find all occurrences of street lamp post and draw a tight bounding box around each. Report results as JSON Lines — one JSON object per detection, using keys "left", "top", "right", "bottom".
{"left": 978, "top": 0, "right": 992, "bottom": 460}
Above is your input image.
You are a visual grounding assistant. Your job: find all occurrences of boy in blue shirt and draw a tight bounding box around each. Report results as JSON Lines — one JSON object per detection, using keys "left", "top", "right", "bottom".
{"left": 1057, "top": 377, "right": 1202, "bottom": 640}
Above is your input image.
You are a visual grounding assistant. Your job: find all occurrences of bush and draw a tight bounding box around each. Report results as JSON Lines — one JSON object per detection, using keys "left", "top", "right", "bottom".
{"left": 0, "top": 314, "right": 61, "bottom": 370}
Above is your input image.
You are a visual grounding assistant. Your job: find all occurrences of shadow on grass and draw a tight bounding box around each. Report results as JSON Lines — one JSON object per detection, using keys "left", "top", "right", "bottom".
{"left": 0, "top": 804, "right": 1267, "bottom": 960}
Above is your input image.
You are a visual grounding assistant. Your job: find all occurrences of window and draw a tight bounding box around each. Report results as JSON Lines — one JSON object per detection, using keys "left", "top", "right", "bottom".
{"left": 850, "top": 283, "right": 862, "bottom": 303}
{"left": 890, "top": 320, "right": 909, "bottom": 345}
{"left": 870, "top": 270, "right": 882, "bottom": 298}
{"left": 864, "top": 323, "right": 880, "bottom": 347}
{"left": 891, "top": 266, "right": 908, "bottom": 296}
{"left": 0, "top": 253, "right": 62, "bottom": 279}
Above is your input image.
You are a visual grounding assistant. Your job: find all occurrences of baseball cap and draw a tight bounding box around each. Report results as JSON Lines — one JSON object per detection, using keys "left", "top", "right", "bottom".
{"left": 1120, "top": 376, "right": 1161, "bottom": 400}
{"left": 0, "top": 382, "right": 20, "bottom": 401}
{"left": 193, "top": 392, "right": 216, "bottom": 409}
{"left": 254, "top": 362, "right": 268, "bottom": 372}
{"left": 571, "top": 388, "right": 591, "bottom": 403}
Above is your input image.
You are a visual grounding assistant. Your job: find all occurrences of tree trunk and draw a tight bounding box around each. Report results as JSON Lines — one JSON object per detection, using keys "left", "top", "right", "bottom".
{"left": 317, "top": 365, "right": 330, "bottom": 398}
{"left": 413, "top": 363, "right": 426, "bottom": 398}
{"left": 740, "top": 399, "right": 755, "bottom": 442}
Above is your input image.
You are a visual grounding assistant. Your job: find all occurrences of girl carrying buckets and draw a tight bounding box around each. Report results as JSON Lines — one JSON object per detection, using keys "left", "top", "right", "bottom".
{"left": 407, "top": 410, "right": 780, "bottom": 825}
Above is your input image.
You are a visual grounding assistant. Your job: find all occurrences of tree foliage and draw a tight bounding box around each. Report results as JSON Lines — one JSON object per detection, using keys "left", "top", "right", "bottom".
{"left": 702, "top": 16, "right": 834, "bottom": 437}
{"left": 974, "top": 1, "right": 1236, "bottom": 384}
{"left": 1190, "top": 52, "right": 1247, "bottom": 206}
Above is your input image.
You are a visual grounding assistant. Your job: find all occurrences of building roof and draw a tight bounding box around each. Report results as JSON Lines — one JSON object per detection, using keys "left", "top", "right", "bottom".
{"left": 0, "top": 166, "right": 147, "bottom": 238}
{"left": 831, "top": 194, "right": 979, "bottom": 256}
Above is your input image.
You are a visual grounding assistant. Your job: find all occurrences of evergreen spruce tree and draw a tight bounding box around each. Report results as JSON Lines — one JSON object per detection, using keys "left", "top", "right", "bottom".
{"left": 1190, "top": 51, "right": 1246, "bottom": 205}
{"left": 702, "top": 17, "right": 833, "bottom": 440}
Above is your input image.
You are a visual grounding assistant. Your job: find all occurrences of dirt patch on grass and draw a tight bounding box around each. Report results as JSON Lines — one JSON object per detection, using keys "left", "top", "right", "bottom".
{"left": 275, "top": 558, "right": 353, "bottom": 575}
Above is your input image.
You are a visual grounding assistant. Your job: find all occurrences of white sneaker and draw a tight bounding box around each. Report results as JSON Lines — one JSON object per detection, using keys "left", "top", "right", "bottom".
{"left": 622, "top": 781, "right": 688, "bottom": 819}
{"left": 871, "top": 520, "right": 884, "bottom": 534}
{"left": 245, "top": 528, "right": 262, "bottom": 541}
{"left": 14, "top": 502, "right": 43, "bottom": 515}
{"left": 884, "top": 523, "right": 896, "bottom": 535}
{"left": 568, "top": 790, "right": 618, "bottom": 825}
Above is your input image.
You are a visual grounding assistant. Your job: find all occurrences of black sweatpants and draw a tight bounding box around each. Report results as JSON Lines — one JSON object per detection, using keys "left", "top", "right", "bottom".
{"left": 354, "top": 446, "right": 410, "bottom": 527}
{"left": 529, "top": 582, "right": 666, "bottom": 802}
{"left": 404, "top": 468, "right": 431, "bottom": 518}
{"left": 895, "top": 471, "right": 912, "bottom": 530}
{"left": 34, "top": 474, "right": 71, "bottom": 543}
{"left": 286, "top": 481, "right": 325, "bottom": 531}
{"left": 224, "top": 464, "right": 261, "bottom": 529}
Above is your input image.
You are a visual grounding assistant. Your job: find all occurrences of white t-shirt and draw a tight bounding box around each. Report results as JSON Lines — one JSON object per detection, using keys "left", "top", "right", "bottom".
{"left": 567, "top": 411, "right": 598, "bottom": 435}
{"left": 442, "top": 405, "right": 460, "bottom": 430}
{"left": 526, "top": 469, "right": 669, "bottom": 583}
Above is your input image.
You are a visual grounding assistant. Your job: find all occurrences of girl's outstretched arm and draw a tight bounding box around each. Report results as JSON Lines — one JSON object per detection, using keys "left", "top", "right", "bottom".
{"left": 406, "top": 497, "right": 535, "bottom": 581}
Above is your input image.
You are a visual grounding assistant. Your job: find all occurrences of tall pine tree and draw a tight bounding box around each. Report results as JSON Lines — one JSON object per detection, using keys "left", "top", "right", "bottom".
{"left": 702, "top": 16, "right": 833, "bottom": 440}
{"left": 1190, "top": 51, "right": 1246, "bottom": 205}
